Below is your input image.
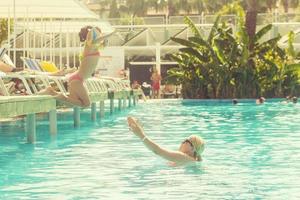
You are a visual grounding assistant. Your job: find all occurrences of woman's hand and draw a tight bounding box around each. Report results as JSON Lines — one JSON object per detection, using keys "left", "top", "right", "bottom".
{"left": 127, "top": 116, "right": 145, "bottom": 139}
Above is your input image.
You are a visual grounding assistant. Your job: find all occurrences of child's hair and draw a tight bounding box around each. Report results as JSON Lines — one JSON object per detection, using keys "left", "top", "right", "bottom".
{"left": 79, "top": 26, "right": 92, "bottom": 42}
{"left": 78, "top": 26, "right": 102, "bottom": 42}
{"left": 292, "top": 96, "right": 298, "bottom": 103}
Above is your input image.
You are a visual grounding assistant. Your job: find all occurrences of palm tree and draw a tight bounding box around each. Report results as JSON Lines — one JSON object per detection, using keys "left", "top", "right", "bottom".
{"left": 281, "top": 0, "right": 289, "bottom": 12}
{"left": 155, "top": 0, "right": 183, "bottom": 16}
{"left": 130, "top": 0, "right": 148, "bottom": 17}
{"left": 281, "top": 0, "right": 299, "bottom": 13}
{"left": 245, "top": 0, "right": 258, "bottom": 51}
{"left": 178, "top": 0, "right": 205, "bottom": 15}
{"left": 290, "top": 0, "right": 300, "bottom": 8}
{"left": 95, "top": 0, "right": 112, "bottom": 18}
{"left": 193, "top": 0, "right": 205, "bottom": 14}
{"left": 108, "top": 0, "right": 120, "bottom": 18}
{"left": 281, "top": 0, "right": 299, "bottom": 12}
{"left": 147, "top": 0, "right": 162, "bottom": 13}
{"left": 202, "top": 0, "right": 235, "bottom": 13}
{"left": 0, "top": 19, "right": 13, "bottom": 45}
{"left": 265, "top": 0, "right": 277, "bottom": 12}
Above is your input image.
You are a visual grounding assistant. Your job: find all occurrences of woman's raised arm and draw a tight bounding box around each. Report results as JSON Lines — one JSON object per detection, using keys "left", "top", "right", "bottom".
{"left": 127, "top": 117, "right": 195, "bottom": 164}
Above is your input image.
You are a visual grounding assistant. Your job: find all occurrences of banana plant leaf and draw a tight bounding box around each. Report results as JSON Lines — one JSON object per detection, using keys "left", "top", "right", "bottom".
{"left": 254, "top": 24, "right": 272, "bottom": 43}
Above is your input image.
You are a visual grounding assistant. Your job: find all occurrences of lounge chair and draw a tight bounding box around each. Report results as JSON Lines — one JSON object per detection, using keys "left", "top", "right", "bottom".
{"left": 0, "top": 74, "right": 10, "bottom": 96}
{"left": 0, "top": 51, "right": 15, "bottom": 69}
{"left": 22, "top": 57, "right": 44, "bottom": 72}
{"left": 0, "top": 47, "right": 7, "bottom": 59}
{"left": 0, "top": 51, "right": 50, "bottom": 95}
{"left": 161, "top": 84, "right": 177, "bottom": 98}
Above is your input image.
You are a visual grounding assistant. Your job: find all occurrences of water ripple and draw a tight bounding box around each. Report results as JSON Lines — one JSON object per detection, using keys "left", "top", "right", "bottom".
{"left": 0, "top": 100, "right": 300, "bottom": 199}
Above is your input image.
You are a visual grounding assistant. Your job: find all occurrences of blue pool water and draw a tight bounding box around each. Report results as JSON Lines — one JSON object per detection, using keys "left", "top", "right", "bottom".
{"left": 0, "top": 99, "right": 300, "bottom": 199}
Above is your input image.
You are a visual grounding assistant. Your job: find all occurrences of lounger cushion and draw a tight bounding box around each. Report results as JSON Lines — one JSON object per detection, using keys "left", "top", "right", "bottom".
{"left": 40, "top": 61, "right": 59, "bottom": 72}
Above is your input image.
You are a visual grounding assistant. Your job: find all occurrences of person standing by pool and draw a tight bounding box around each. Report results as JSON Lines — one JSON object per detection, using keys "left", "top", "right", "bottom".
{"left": 131, "top": 80, "right": 141, "bottom": 89}
{"left": 150, "top": 68, "right": 161, "bottom": 99}
{"left": 41, "top": 26, "right": 104, "bottom": 107}
{"left": 127, "top": 116, "right": 205, "bottom": 165}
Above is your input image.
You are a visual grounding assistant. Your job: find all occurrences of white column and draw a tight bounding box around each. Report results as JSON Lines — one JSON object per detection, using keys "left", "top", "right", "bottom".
{"left": 66, "top": 29, "right": 70, "bottom": 68}
{"left": 91, "top": 102, "right": 97, "bottom": 121}
{"left": 73, "top": 32, "right": 76, "bottom": 68}
{"left": 272, "top": 24, "right": 279, "bottom": 38}
{"left": 22, "top": 14, "right": 26, "bottom": 67}
{"left": 155, "top": 42, "right": 161, "bottom": 74}
{"left": 26, "top": 114, "right": 36, "bottom": 143}
{"left": 59, "top": 20, "right": 63, "bottom": 68}
{"left": 118, "top": 99, "right": 122, "bottom": 111}
{"left": 146, "top": 29, "right": 150, "bottom": 45}
{"left": 49, "top": 109, "right": 57, "bottom": 135}
{"left": 133, "top": 95, "right": 136, "bottom": 106}
{"left": 33, "top": 18, "right": 36, "bottom": 59}
{"left": 99, "top": 101, "right": 105, "bottom": 118}
{"left": 26, "top": 10, "right": 29, "bottom": 60}
{"left": 41, "top": 16, "right": 44, "bottom": 60}
{"left": 50, "top": 18, "right": 53, "bottom": 62}
{"left": 7, "top": 7, "right": 11, "bottom": 58}
{"left": 110, "top": 98, "right": 114, "bottom": 114}
{"left": 123, "top": 98, "right": 126, "bottom": 109}
{"left": 128, "top": 96, "right": 132, "bottom": 107}
{"left": 73, "top": 107, "right": 80, "bottom": 127}
{"left": 13, "top": 0, "right": 16, "bottom": 65}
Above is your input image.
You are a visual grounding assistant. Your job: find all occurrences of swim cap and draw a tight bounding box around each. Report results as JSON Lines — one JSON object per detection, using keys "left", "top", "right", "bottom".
{"left": 188, "top": 135, "right": 205, "bottom": 156}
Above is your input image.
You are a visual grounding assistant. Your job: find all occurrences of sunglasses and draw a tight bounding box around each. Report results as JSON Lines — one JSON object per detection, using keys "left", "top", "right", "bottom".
{"left": 182, "top": 139, "right": 197, "bottom": 158}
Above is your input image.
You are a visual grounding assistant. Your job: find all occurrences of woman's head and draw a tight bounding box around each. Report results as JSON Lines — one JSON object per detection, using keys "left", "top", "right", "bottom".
{"left": 259, "top": 97, "right": 265, "bottom": 103}
{"left": 232, "top": 99, "right": 238, "bottom": 105}
{"left": 79, "top": 26, "right": 92, "bottom": 42}
{"left": 179, "top": 135, "right": 205, "bottom": 161}
{"left": 292, "top": 96, "right": 298, "bottom": 103}
{"left": 78, "top": 26, "right": 102, "bottom": 42}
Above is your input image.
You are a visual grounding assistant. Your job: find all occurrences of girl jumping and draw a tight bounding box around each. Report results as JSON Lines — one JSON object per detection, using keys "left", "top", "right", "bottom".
{"left": 41, "top": 26, "right": 103, "bottom": 107}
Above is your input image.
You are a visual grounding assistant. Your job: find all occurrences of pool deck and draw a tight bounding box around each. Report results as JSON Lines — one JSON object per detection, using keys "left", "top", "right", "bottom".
{"left": 0, "top": 89, "right": 142, "bottom": 143}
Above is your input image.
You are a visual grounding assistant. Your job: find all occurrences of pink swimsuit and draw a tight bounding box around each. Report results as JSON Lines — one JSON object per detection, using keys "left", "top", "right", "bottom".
{"left": 68, "top": 71, "right": 83, "bottom": 83}
{"left": 68, "top": 52, "right": 100, "bottom": 83}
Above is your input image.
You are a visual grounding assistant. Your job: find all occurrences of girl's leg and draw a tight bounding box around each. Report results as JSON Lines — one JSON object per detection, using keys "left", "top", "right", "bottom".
{"left": 38, "top": 86, "right": 59, "bottom": 95}
{"left": 0, "top": 61, "right": 14, "bottom": 72}
{"left": 54, "top": 93, "right": 84, "bottom": 107}
{"left": 55, "top": 80, "right": 90, "bottom": 108}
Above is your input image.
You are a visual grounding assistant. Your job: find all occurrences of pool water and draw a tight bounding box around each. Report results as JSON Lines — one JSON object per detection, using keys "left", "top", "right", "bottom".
{"left": 1, "top": 100, "right": 300, "bottom": 199}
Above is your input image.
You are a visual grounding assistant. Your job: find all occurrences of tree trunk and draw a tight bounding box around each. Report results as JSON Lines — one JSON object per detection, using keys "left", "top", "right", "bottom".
{"left": 168, "top": 1, "right": 175, "bottom": 16}
{"left": 282, "top": 0, "right": 289, "bottom": 13}
{"left": 245, "top": 9, "right": 257, "bottom": 51}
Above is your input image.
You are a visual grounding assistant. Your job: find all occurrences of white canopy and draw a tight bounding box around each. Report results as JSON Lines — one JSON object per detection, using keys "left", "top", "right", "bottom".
{"left": 0, "top": 0, "right": 98, "bottom": 19}
{"left": 15, "top": 20, "right": 114, "bottom": 34}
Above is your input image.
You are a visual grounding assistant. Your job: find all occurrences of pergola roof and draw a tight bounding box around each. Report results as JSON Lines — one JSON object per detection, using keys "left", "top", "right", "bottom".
{"left": 0, "top": 0, "right": 98, "bottom": 19}
{"left": 15, "top": 20, "right": 114, "bottom": 34}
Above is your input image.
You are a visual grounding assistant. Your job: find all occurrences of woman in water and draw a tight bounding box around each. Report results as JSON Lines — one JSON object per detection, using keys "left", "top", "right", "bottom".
{"left": 42, "top": 26, "right": 103, "bottom": 107}
{"left": 127, "top": 116, "right": 205, "bottom": 165}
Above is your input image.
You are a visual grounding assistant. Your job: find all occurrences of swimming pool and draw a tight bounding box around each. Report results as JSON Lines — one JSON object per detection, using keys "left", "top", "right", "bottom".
{"left": 1, "top": 99, "right": 300, "bottom": 199}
